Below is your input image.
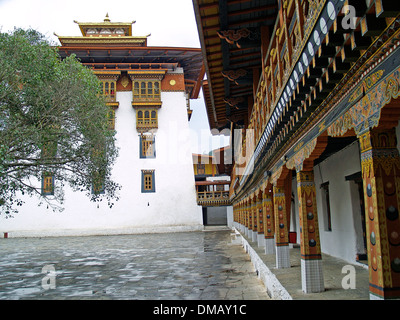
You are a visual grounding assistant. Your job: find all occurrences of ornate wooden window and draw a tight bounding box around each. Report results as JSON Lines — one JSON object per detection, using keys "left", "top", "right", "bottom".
{"left": 92, "top": 182, "right": 105, "bottom": 195}
{"left": 136, "top": 108, "right": 158, "bottom": 130}
{"left": 129, "top": 70, "right": 164, "bottom": 108}
{"left": 41, "top": 139, "right": 57, "bottom": 196}
{"left": 42, "top": 173, "right": 54, "bottom": 196}
{"left": 100, "top": 80, "right": 117, "bottom": 102}
{"left": 197, "top": 164, "right": 205, "bottom": 175}
{"left": 140, "top": 134, "right": 155, "bottom": 158}
{"left": 130, "top": 71, "right": 164, "bottom": 132}
{"left": 133, "top": 80, "right": 160, "bottom": 101}
{"left": 107, "top": 108, "right": 115, "bottom": 130}
{"left": 90, "top": 144, "right": 106, "bottom": 194}
{"left": 41, "top": 139, "right": 57, "bottom": 160}
{"left": 141, "top": 170, "right": 155, "bottom": 193}
{"left": 94, "top": 71, "right": 120, "bottom": 108}
{"left": 92, "top": 171, "right": 105, "bottom": 195}
{"left": 133, "top": 82, "right": 140, "bottom": 99}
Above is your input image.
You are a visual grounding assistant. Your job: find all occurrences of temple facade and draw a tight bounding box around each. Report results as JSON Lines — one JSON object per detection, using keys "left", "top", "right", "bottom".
{"left": 1, "top": 15, "right": 205, "bottom": 236}
{"left": 193, "top": 0, "right": 400, "bottom": 299}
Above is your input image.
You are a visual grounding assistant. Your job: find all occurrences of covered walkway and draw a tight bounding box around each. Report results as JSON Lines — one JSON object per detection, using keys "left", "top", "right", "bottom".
{"left": 235, "top": 227, "right": 369, "bottom": 300}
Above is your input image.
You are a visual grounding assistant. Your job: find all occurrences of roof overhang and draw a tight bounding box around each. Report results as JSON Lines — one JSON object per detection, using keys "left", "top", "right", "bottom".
{"left": 57, "top": 46, "right": 205, "bottom": 99}
{"left": 193, "top": 0, "right": 278, "bottom": 130}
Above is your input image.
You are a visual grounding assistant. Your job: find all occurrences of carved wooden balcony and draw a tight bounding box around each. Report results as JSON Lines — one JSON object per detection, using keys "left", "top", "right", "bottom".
{"left": 196, "top": 190, "right": 231, "bottom": 207}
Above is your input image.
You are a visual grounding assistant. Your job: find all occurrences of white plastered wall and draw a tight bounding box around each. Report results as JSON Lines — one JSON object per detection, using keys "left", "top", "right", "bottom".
{"left": 313, "top": 141, "right": 362, "bottom": 263}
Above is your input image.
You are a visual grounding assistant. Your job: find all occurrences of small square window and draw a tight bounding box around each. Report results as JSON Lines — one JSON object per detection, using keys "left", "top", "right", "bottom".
{"left": 42, "top": 174, "right": 54, "bottom": 196}
{"left": 92, "top": 172, "right": 105, "bottom": 195}
{"left": 140, "top": 135, "right": 156, "bottom": 158}
{"left": 141, "top": 170, "right": 155, "bottom": 193}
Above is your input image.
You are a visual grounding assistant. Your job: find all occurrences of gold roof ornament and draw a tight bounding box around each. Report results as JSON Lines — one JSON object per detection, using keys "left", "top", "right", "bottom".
{"left": 72, "top": 15, "right": 137, "bottom": 37}
{"left": 57, "top": 15, "right": 147, "bottom": 47}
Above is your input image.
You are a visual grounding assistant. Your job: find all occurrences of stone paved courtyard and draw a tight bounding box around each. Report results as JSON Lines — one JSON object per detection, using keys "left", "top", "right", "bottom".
{"left": 0, "top": 229, "right": 270, "bottom": 300}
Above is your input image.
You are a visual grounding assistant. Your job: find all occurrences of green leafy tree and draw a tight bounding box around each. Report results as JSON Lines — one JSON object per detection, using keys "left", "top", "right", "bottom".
{"left": 0, "top": 28, "right": 120, "bottom": 216}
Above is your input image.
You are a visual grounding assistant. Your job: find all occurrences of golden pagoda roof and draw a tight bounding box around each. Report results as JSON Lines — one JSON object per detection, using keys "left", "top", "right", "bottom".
{"left": 75, "top": 13, "right": 135, "bottom": 36}
{"left": 56, "top": 14, "right": 150, "bottom": 47}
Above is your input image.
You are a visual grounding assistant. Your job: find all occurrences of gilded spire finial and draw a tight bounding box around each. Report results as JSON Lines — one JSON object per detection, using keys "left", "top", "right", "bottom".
{"left": 104, "top": 13, "right": 110, "bottom": 22}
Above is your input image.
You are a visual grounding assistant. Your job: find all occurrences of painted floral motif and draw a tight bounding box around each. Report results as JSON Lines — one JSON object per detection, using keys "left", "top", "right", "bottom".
{"left": 328, "top": 68, "right": 400, "bottom": 138}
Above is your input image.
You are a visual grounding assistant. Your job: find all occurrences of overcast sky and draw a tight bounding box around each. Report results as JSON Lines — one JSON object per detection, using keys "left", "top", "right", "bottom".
{"left": 0, "top": 0, "right": 229, "bottom": 154}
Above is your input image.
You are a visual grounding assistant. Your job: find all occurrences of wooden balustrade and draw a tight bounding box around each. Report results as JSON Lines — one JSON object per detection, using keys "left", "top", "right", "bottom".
{"left": 196, "top": 190, "right": 231, "bottom": 206}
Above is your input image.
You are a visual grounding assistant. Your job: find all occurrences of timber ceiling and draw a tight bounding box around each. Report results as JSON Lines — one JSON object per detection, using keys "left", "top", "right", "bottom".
{"left": 193, "top": 0, "right": 278, "bottom": 131}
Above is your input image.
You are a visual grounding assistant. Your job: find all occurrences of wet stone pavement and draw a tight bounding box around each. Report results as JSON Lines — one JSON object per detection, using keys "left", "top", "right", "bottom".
{"left": 0, "top": 229, "right": 270, "bottom": 300}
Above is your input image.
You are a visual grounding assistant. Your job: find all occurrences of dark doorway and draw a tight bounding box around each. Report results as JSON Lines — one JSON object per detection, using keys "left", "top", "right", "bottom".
{"left": 345, "top": 172, "right": 368, "bottom": 263}
{"left": 202, "top": 207, "right": 228, "bottom": 226}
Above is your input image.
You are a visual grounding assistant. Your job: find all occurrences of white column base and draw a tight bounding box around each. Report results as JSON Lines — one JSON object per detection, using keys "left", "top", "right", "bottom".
{"left": 252, "top": 231, "right": 258, "bottom": 242}
{"left": 265, "top": 238, "right": 275, "bottom": 255}
{"left": 276, "top": 245, "right": 290, "bottom": 268}
{"left": 257, "top": 233, "right": 265, "bottom": 247}
{"left": 301, "top": 259, "right": 324, "bottom": 293}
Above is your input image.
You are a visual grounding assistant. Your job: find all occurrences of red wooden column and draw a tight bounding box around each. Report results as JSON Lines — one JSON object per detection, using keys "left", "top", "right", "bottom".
{"left": 273, "top": 184, "right": 290, "bottom": 268}
{"left": 256, "top": 189, "right": 264, "bottom": 247}
{"left": 297, "top": 170, "right": 324, "bottom": 293}
{"left": 245, "top": 198, "right": 250, "bottom": 234}
{"left": 241, "top": 201, "right": 245, "bottom": 230}
{"left": 359, "top": 128, "right": 400, "bottom": 299}
{"left": 239, "top": 201, "right": 243, "bottom": 230}
{"left": 263, "top": 184, "right": 275, "bottom": 254}
{"left": 272, "top": 167, "right": 292, "bottom": 268}
{"left": 273, "top": 179, "right": 291, "bottom": 268}
{"left": 246, "top": 197, "right": 252, "bottom": 238}
{"left": 247, "top": 198, "right": 252, "bottom": 237}
{"left": 251, "top": 194, "right": 258, "bottom": 242}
